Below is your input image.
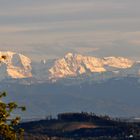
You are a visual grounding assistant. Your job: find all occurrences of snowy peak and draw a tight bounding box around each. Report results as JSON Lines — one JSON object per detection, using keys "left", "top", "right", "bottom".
{"left": 49, "top": 53, "right": 134, "bottom": 79}
{"left": 103, "top": 56, "right": 133, "bottom": 68}
{"left": 0, "top": 51, "right": 136, "bottom": 82}
{"left": 0, "top": 51, "right": 32, "bottom": 79}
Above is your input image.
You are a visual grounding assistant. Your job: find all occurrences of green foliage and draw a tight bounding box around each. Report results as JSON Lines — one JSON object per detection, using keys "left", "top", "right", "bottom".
{"left": 0, "top": 92, "right": 25, "bottom": 140}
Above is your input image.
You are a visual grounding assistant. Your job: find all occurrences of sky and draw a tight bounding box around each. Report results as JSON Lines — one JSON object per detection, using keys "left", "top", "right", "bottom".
{"left": 0, "top": 0, "right": 140, "bottom": 61}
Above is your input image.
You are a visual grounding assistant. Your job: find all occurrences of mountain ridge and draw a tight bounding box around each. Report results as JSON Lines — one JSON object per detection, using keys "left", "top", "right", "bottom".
{"left": 49, "top": 53, "right": 134, "bottom": 80}
{"left": 0, "top": 51, "right": 140, "bottom": 118}
{"left": 0, "top": 51, "right": 139, "bottom": 82}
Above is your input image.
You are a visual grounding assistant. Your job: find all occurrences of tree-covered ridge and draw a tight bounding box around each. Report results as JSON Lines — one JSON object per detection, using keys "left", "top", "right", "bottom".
{"left": 19, "top": 112, "right": 140, "bottom": 140}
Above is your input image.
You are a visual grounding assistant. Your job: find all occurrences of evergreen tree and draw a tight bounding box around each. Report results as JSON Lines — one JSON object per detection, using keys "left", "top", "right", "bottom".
{"left": 0, "top": 92, "right": 25, "bottom": 140}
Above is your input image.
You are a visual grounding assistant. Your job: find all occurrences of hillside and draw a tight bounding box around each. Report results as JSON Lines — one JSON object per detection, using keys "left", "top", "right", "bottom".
{"left": 18, "top": 112, "right": 140, "bottom": 140}
{"left": 1, "top": 77, "right": 140, "bottom": 118}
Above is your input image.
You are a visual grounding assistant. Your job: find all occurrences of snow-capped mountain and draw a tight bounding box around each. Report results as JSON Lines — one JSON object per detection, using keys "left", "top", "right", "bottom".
{"left": 1, "top": 51, "right": 140, "bottom": 118}
{"left": 0, "top": 51, "right": 139, "bottom": 83}
{"left": 49, "top": 53, "right": 134, "bottom": 80}
{"left": 0, "top": 51, "right": 32, "bottom": 80}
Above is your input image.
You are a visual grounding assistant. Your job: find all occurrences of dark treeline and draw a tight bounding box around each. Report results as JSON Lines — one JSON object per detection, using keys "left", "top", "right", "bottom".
{"left": 57, "top": 112, "right": 117, "bottom": 125}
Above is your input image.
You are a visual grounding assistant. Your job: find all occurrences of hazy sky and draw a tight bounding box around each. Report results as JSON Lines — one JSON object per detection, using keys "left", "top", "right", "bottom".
{"left": 0, "top": 0, "right": 140, "bottom": 60}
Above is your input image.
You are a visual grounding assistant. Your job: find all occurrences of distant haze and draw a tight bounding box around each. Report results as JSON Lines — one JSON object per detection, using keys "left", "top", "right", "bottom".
{"left": 0, "top": 0, "right": 140, "bottom": 61}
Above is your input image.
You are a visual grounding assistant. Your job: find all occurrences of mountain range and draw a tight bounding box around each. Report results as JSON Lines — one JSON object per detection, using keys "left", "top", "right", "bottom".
{"left": 0, "top": 51, "right": 140, "bottom": 118}
{"left": 0, "top": 51, "right": 139, "bottom": 83}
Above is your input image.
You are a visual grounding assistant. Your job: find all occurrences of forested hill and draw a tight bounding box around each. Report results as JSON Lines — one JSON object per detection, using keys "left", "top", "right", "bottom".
{"left": 18, "top": 112, "right": 140, "bottom": 140}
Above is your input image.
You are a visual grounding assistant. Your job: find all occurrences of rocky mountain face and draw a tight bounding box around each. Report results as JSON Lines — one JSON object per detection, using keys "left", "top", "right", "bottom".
{"left": 49, "top": 53, "right": 134, "bottom": 80}
{"left": 0, "top": 51, "right": 138, "bottom": 83}
{"left": 0, "top": 51, "right": 32, "bottom": 80}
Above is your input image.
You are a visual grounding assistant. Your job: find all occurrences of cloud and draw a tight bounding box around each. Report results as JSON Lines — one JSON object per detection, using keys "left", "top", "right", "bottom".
{"left": 128, "top": 40, "right": 140, "bottom": 46}
{"left": 0, "top": 0, "right": 140, "bottom": 60}
{"left": 0, "top": 1, "right": 125, "bottom": 16}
